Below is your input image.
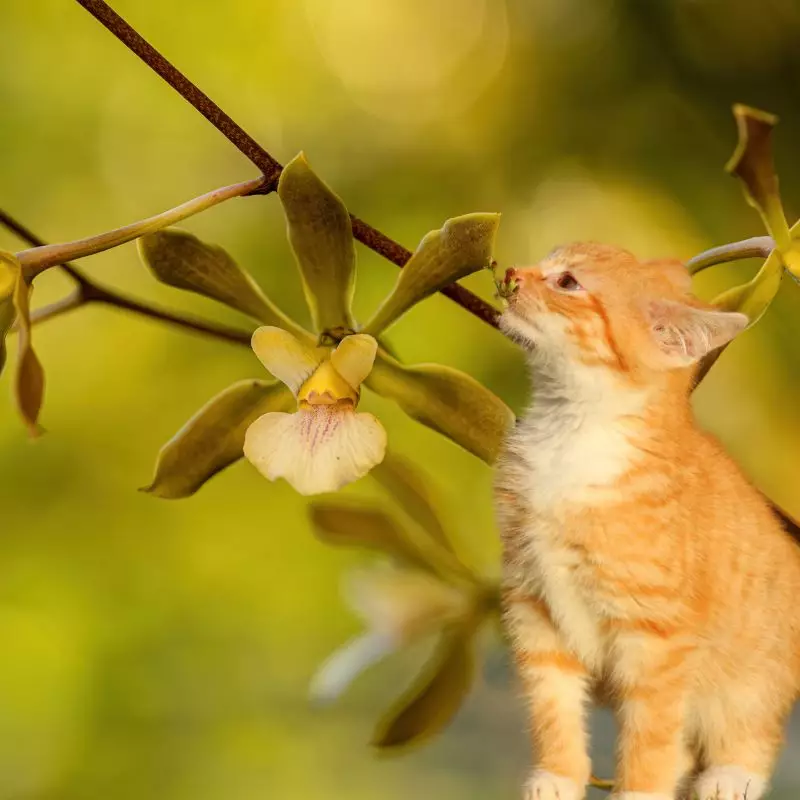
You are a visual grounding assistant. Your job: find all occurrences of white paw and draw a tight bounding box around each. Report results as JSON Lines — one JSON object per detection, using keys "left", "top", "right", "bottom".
{"left": 523, "top": 770, "right": 582, "bottom": 800}
{"left": 693, "top": 766, "right": 767, "bottom": 800}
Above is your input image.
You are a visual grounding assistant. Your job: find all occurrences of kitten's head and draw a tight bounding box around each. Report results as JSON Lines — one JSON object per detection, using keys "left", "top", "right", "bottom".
{"left": 499, "top": 242, "right": 748, "bottom": 376}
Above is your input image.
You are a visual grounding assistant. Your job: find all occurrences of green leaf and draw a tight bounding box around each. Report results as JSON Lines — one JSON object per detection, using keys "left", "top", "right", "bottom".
{"left": 372, "top": 622, "right": 476, "bottom": 750}
{"left": 363, "top": 213, "right": 500, "bottom": 336}
{"left": 713, "top": 252, "right": 783, "bottom": 323}
{"left": 726, "top": 105, "right": 791, "bottom": 252}
{"left": 366, "top": 349, "right": 514, "bottom": 464}
{"left": 309, "top": 502, "right": 434, "bottom": 571}
{"left": 143, "top": 379, "right": 293, "bottom": 499}
{"left": 138, "top": 229, "right": 303, "bottom": 333}
{"left": 371, "top": 454, "right": 454, "bottom": 553}
{"left": 694, "top": 252, "right": 783, "bottom": 386}
{"left": 278, "top": 153, "right": 355, "bottom": 334}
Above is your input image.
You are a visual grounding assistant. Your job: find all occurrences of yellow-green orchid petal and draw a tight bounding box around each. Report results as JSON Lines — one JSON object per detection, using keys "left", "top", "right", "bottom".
{"left": 0, "top": 251, "right": 45, "bottom": 436}
{"left": 251, "top": 326, "right": 324, "bottom": 396}
{"left": 365, "top": 349, "right": 514, "bottom": 464}
{"left": 139, "top": 229, "right": 305, "bottom": 334}
{"left": 0, "top": 253, "right": 15, "bottom": 299}
{"left": 243, "top": 405, "right": 386, "bottom": 495}
{"left": 0, "top": 253, "right": 17, "bottom": 377}
{"left": 713, "top": 251, "right": 783, "bottom": 324}
{"left": 726, "top": 105, "right": 792, "bottom": 253}
{"left": 278, "top": 153, "right": 356, "bottom": 333}
{"left": 329, "top": 334, "right": 378, "bottom": 390}
{"left": 694, "top": 251, "right": 783, "bottom": 386}
{"left": 372, "top": 618, "right": 477, "bottom": 749}
{"left": 363, "top": 213, "right": 500, "bottom": 336}
{"left": 310, "top": 501, "right": 435, "bottom": 573}
{"left": 142, "top": 379, "right": 293, "bottom": 499}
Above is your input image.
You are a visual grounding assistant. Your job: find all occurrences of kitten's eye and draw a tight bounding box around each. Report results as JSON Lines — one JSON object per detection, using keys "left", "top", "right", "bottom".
{"left": 555, "top": 271, "right": 582, "bottom": 292}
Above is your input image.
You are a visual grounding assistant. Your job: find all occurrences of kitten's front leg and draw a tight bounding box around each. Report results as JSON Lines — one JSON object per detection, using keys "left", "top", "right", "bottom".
{"left": 504, "top": 591, "right": 591, "bottom": 800}
{"left": 611, "top": 627, "right": 694, "bottom": 800}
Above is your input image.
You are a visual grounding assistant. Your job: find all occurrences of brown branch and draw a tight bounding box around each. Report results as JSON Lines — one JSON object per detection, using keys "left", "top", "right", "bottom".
{"left": 73, "top": 1, "right": 282, "bottom": 186}
{"left": 87, "top": 290, "right": 253, "bottom": 345}
{"left": 73, "top": 0, "right": 500, "bottom": 329}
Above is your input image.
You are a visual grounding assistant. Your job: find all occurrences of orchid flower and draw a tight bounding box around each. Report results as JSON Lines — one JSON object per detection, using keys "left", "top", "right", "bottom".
{"left": 311, "top": 565, "right": 472, "bottom": 703}
{"left": 243, "top": 328, "right": 386, "bottom": 495}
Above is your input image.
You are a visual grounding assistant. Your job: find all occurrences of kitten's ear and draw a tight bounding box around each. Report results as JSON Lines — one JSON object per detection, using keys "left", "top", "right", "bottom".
{"left": 645, "top": 299, "right": 749, "bottom": 368}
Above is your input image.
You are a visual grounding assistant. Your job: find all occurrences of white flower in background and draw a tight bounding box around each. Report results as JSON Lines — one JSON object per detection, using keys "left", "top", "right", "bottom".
{"left": 243, "top": 326, "right": 387, "bottom": 495}
{"left": 310, "top": 565, "right": 472, "bottom": 703}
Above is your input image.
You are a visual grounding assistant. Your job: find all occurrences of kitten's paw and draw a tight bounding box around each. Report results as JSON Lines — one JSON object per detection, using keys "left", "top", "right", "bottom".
{"left": 523, "top": 770, "right": 582, "bottom": 800}
{"left": 692, "top": 766, "right": 767, "bottom": 800}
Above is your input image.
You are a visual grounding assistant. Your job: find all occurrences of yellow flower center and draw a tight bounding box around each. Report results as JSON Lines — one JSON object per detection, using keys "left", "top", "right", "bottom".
{"left": 298, "top": 360, "right": 358, "bottom": 407}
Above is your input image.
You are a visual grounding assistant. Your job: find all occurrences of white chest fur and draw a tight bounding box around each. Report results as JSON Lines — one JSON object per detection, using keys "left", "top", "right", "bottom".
{"left": 511, "top": 361, "right": 645, "bottom": 508}
{"left": 502, "top": 361, "right": 648, "bottom": 667}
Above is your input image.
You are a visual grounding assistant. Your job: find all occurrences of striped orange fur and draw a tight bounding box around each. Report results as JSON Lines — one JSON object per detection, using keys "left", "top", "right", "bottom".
{"left": 495, "top": 243, "right": 800, "bottom": 800}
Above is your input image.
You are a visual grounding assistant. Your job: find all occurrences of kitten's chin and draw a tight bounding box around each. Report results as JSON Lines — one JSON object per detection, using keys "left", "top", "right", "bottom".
{"left": 499, "top": 307, "right": 539, "bottom": 351}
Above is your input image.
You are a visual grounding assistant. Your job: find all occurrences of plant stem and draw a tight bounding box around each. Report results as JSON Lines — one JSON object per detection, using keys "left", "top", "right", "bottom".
{"left": 2, "top": 210, "right": 253, "bottom": 346}
{"left": 73, "top": 0, "right": 501, "bottom": 328}
{"left": 686, "top": 236, "right": 775, "bottom": 275}
{"left": 16, "top": 176, "right": 263, "bottom": 277}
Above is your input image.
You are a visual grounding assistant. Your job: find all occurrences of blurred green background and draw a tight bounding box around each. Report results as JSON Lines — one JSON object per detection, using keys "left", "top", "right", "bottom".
{"left": 2, "top": 0, "right": 800, "bottom": 797}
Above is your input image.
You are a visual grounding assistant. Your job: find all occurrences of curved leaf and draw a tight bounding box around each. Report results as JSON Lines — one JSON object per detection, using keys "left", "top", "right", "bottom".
{"left": 139, "top": 229, "right": 303, "bottom": 333}
{"left": 372, "top": 622, "right": 476, "bottom": 750}
{"left": 309, "top": 502, "right": 433, "bottom": 572}
{"left": 0, "top": 296, "right": 14, "bottom": 378}
{"left": 365, "top": 349, "right": 514, "bottom": 464}
{"left": 143, "top": 379, "right": 293, "bottom": 499}
{"left": 363, "top": 213, "right": 500, "bottom": 336}
{"left": 2, "top": 252, "right": 45, "bottom": 436}
{"left": 0, "top": 253, "right": 17, "bottom": 378}
{"left": 726, "top": 105, "right": 791, "bottom": 251}
{"left": 278, "top": 153, "right": 355, "bottom": 334}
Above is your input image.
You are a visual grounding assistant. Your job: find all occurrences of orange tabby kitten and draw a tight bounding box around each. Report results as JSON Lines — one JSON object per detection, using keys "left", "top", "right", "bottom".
{"left": 495, "top": 243, "right": 800, "bottom": 800}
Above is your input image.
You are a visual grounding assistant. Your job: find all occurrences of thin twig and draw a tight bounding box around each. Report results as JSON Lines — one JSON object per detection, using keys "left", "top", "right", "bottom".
{"left": 89, "top": 291, "right": 253, "bottom": 344}
{"left": 2, "top": 209, "right": 253, "bottom": 346}
{"left": 27, "top": 289, "right": 84, "bottom": 326}
{"left": 73, "top": 0, "right": 501, "bottom": 328}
